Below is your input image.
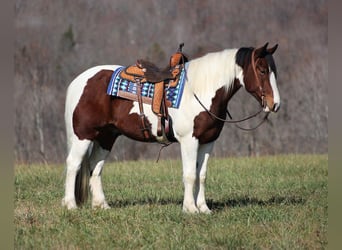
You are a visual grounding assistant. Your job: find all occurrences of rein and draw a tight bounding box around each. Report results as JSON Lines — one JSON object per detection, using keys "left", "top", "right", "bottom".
{"left": 234, "top": 112, "right": 269, "bottom": 131}
{"left": 194, "top": 93, "right": 268, "bottom": 131}
{"left": 193, "top": 93, "right": 262, "bottom": 123}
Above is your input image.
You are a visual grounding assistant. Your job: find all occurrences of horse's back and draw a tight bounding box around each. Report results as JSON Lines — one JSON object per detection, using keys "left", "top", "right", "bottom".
{"left": 66, "top": 65, "right": 120, "bottom": 96}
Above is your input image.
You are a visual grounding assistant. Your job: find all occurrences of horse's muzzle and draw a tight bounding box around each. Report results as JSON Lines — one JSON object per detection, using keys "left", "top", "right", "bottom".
{"left": 263, "top": 102, "right": 280, "bottom": 113}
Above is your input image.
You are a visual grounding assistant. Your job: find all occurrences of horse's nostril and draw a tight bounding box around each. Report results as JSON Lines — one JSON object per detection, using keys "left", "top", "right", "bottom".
{"left": 273, "top": 103, "right": 280, "bottom": 112}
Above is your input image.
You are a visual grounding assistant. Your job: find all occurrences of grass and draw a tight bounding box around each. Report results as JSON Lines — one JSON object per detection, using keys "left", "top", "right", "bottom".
{"left": 14, "top": 154, "right": 327, "bottom": 249}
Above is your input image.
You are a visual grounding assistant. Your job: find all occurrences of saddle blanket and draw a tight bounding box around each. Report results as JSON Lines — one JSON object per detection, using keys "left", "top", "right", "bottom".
{"left": 106, "top": 63, "right": 188, "bottom": 108}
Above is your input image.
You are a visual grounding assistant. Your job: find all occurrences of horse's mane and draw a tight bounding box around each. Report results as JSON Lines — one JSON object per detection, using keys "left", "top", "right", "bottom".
{"left": 186, "top": 49, "right": 239, "bottom": 96}
{"left": 235, "top": 47, "right": 253, "bottom": 69}
{"left": 235, "top": 47, "right": 277, "bottom": 78}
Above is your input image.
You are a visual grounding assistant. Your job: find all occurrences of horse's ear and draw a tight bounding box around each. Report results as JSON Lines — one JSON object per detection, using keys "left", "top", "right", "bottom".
{"left": 254, "top": 42, "right": 268, "bottom": 58}
{"left": 267, "top": 44, "right": 278, "bottom": 54}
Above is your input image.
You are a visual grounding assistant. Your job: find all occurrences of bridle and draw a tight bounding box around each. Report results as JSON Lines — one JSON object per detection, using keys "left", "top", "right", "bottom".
{"left": 250, "top": 48, "right": 266, "bottom": 109}
{"left": 193, "top": 48, "right": 269, "bottom": 131}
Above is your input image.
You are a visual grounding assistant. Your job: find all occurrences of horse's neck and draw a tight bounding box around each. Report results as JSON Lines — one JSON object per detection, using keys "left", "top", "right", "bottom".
{"left": 187, "top": 49, "right": 239, "bottom": 98}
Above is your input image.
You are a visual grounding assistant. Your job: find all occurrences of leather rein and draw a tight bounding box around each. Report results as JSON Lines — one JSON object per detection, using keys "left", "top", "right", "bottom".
{"left": 193, "top": 48, "right": 269, "bottom": 131}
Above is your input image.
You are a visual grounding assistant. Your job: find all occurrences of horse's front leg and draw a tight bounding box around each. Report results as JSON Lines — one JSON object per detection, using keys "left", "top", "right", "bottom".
{"left": 195, "top": 142, "right": 214, "bottom": 214}
{"left": 180, "top": 135, "right": 199, "bottom": 213}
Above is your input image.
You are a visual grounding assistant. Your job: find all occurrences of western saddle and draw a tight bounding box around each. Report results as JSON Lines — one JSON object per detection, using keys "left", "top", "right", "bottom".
{"left": 119, "top": 43, "right": 188, "bottom": 140}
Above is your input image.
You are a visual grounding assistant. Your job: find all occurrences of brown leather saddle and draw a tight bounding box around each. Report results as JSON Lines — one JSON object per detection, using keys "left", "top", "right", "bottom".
{"left": 119, "top": 43, "right": 188, "bottom": 140}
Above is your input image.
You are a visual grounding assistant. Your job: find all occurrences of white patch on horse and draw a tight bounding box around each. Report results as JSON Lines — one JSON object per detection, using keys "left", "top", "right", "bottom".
{"left": 235, "top": 65, "right": 245, "bottom": 88}
{"left": 269, "top": 71, "right": 280, "bottom": 110}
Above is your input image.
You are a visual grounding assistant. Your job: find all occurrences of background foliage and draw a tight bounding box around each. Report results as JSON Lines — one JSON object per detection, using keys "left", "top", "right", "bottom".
{"left": 14, "top": 0, "right": 327, "bottom": 163}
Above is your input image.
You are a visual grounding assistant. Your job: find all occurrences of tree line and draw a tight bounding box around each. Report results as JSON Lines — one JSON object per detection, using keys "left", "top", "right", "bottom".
{"left": 14, "top": 0, "right": 327, "bottom": 163}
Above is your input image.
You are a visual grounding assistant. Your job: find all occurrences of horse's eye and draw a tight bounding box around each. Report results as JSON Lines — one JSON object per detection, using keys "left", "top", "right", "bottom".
{"left": 259, "top": 69, "right": 266, "bottom": 75}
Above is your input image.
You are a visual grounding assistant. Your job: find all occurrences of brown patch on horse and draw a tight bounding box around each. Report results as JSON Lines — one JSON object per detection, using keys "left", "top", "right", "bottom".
{"left": 192, "top": 80, "right": 241, "bottom": 144}
{"left": 73, "top": 69, "right": 157, "bottom": 151}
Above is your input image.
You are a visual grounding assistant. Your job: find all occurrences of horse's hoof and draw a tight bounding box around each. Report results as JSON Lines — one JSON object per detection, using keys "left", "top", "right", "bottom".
{"left": 182, "top": 205, "right": 199, "bottom": 214}
{"left": 62, "top": 198, "right": 77, "bottom": 210}
{"left": 198, "top": 204, "right": 212, "bottom": 214}
{"left": 92, "top": 201, "right": 110, "bottom": 209}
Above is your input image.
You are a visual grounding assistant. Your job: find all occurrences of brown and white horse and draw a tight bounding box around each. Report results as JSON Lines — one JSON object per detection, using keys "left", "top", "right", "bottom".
{"left": 62, "top": 43, "right": 280, "bottom": 213}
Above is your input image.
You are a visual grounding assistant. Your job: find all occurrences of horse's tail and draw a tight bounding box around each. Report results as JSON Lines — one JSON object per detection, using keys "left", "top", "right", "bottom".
{"left": 75, "top": 150, "right": 90, "bottom": 206}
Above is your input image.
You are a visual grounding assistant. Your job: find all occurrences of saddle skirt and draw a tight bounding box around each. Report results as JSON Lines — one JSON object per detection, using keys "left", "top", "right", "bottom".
{"left": 106, "top": 63, "right": 188, "bottom": 109}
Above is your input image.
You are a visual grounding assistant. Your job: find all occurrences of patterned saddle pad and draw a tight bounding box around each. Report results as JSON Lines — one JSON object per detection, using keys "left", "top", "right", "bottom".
{"left": 106, "top": 63, "right": 188, "bottom": 109}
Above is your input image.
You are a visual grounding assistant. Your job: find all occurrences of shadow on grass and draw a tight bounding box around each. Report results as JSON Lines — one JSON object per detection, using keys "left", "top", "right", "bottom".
{"left": 108, "top": 198, "right": 182, "bottom": 208}
{"left": 108, "top": 195, "right": 305, "bottom": 210}
{"left": 207, "top": 196, "right": 306, "bottom": 211}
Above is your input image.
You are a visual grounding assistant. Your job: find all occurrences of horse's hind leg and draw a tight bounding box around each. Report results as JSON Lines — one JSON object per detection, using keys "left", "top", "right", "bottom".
{"left": 195, "top": 142, "right": 214, "bottom": 214}
{"left": 62, "top": 138, "right": 92, "bottom": 209}
{"left": 88, "top": 141, "right": 111, "bottom": 209}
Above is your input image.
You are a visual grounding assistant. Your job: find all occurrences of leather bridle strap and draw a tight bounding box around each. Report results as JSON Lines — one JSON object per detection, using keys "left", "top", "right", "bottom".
{"left": 251, "top": 49, "right": 266, "bottom": 108}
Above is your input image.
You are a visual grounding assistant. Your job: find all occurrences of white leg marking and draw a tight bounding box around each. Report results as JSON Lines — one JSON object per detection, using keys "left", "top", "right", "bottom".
{"left": 89, "top": 142, "right": 110, "bottom": 209}
{"left": 195, "top": 142, "right": 214, "bottom": 214}
{"left": 62, "top": 139, "right": 91, "bottom": 209}
{"left": 180, "top": 135, "right": 199, "bottom": 213}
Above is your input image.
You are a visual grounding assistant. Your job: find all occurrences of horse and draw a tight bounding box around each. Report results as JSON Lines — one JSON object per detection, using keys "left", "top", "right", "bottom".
{"left": 62, "top": 42, "right": 280, "bottom": 213}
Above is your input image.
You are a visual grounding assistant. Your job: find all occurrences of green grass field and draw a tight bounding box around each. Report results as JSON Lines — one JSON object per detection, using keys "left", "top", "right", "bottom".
{"left": 14, "top": 154, "right": 327, "bottom": 249}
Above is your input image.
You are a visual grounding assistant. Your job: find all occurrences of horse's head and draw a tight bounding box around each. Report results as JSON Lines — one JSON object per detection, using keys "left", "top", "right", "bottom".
{"left": 236, "top": 42, "right": 280, "bottom": 113}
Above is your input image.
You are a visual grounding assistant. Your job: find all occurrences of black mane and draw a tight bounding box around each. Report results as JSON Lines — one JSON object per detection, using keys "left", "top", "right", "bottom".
{"left": 235, "top": 47, "right": 253, "bottom": 69}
